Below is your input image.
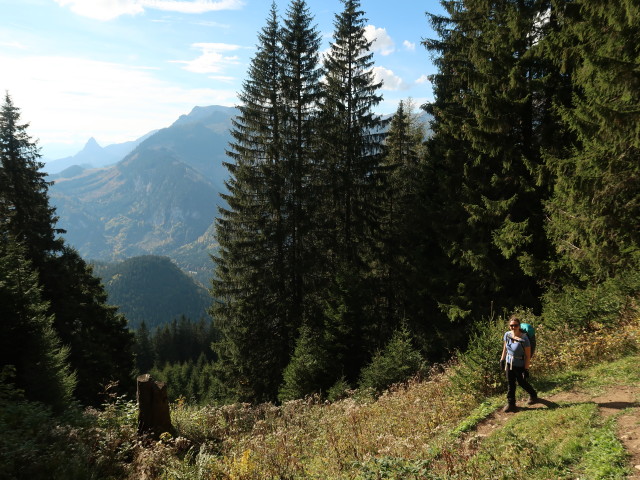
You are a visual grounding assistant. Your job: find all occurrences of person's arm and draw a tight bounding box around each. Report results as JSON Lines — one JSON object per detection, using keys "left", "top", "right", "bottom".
{"left": 524, "top": 346, "right": 531, "bottom": 370}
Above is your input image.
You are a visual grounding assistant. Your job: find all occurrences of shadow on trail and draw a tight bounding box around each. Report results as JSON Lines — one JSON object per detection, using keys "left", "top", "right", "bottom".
{"left": 596, "top": 401, "right": 640, "bottom": 410}
{"left": 533, "top": 398, "right": 560, "bottom": 409}
{"left": 517, "top": 399, "right": 640, "bottom": 413}
{"left": 516, "top": 398, "right": 561, "bottom": 411}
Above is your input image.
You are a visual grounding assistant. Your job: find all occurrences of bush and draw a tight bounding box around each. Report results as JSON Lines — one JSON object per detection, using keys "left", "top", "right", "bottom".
{"left": 358, "top": 326, "right": 424, "bottom": 394}
{"left": 278, "top": 325, "right": 334, "bottom": 402}
{"left": 543, "top": 269, "right": 640, "bottom": 330}
{"left": 0, "top": 399, "right": 93, "bottom": 480}
{"left": 327, "top": 376, "right": 352, "bottom": 402}
{"left": 448, "top": 314, "right": 512, "bottom": 397}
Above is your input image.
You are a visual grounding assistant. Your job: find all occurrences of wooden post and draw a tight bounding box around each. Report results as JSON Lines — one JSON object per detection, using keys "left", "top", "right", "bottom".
{"left": 137, "top": 374, "right": 173, "bottom": 439}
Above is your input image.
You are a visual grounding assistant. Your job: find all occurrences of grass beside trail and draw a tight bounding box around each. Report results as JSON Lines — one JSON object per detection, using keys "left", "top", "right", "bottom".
{"left": 6, "top": 318, "right": 636, "bottom": 479}
{"left": 158, "top": 348, "right": 639, "bottom": 479}
{"left": 428, "top": 354, "right": 640, "bottom": 480}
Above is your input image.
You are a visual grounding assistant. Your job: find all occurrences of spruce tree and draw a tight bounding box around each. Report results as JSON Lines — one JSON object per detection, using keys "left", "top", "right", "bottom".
{"left": 422, "top": 6, "right": 480, "bottom": 325}
{"left": 278, "top": 324, "right": 333, "bottom": 402}
{"left": 0, "top": 92, "right": 134, "bottom": 405}
{"left": 212, "top": 3, "right": 290, "bottom": 402}
{"left": 423, "top": 0, "right": 567, "bottom": 321}
{"left": 134, "top": 321, "right": 155, "bottom": 374}
{"left": 545, "top": 0, "right": 640, "bottom": 282}
{"left": 0, "top": 240, "right": 75, "bottom": 411}
{"left": 318, "top": 0, "right": 385, "bottom": 267}
{"left": 0, "top": 92, "right": 62, "bottom": 265}
{"left": 377, "top": 100, "right": 427, "bottom": 337}
{"left": 309, "top": 0, "right": 385, "bottom": 386}
{"left": 280, "top": 0, "right": 323, "bottom": 336}
{"left": 212, "top": 1, "right": 324, "bottom": 403}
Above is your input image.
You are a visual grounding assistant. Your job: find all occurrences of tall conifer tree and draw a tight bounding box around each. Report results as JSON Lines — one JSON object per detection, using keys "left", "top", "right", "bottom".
{"left": 424, "top": 0, "right": 567, "bottom": 320}
{"left": 213, "top": 1, "right": 324, "bottom": 403}
{"left": 212, "top": 3, "right": 287, "bottom": 402}
{"left": 0, "top": 241, "right": 75, "bottom": 411}
{"left": 0, "top": 92, "right": 134, "bottom": 405}
{"left": 280, "top": 0, "right": 323, "bottom": 333}
{"left": 423, "top": 5, "right": 480, "bottom": 324}
{"left": 377, "top": 100, "right": 427, "bottom": 337}
{"left": 286, "top": 0, "right": 386, "bottom": 390}
{"left": 318, "top": 0, "right": 385, "bottom": 267}
{"left": 0, "top": 92, "right": 62, "bottom": 264}
{"left": 545, "top": 0, "right": 640, "bottom": 282}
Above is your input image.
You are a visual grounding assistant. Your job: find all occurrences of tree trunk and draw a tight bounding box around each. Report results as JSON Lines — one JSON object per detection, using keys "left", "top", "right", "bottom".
{"left": 136, "top": 374, "right": 173, "bottom": 439}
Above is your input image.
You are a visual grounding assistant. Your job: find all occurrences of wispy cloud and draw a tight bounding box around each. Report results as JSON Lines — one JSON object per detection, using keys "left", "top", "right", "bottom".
{"left": 145, "top": 0, "right": 244, "bottom": 14}
{"left": 372, "top": 66, "right": 407, "bottom": 91}
{"left": 364, "top": 25, "right": 395, "bottom": 56}
{"left": 415, "top": 74, "right": 430, "bottom": 84}
{"left": 194, "top": 20, "right": 231, "bottom": 28}
{"left": 403, "top": 40, "right": 416, "bottom": 51}
{"left": 54, "top": 0, "right": 143, "bottom": 20}
{"left": 53, "top": 0, "right": 245, "bottom": 21}
{"left": 0, "top": 41, "right": 28, "bottom": 50}
{"left": 0, "top": 54, "right": 237, "bottom": 151}
{"left": 171, "top": 43, "right": 243, "bottom": 74}
{"left": 208, "top": 75, "right": 235, "bottom": 82}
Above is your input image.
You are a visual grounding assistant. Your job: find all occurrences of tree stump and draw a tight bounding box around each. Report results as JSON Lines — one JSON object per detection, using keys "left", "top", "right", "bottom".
{"left": 137, "top": 374, "right": 173, "bottom": 439}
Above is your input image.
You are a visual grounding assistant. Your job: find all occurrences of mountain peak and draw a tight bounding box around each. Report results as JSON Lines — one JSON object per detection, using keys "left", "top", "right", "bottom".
{"left": 81, "top": 137, "right": 102, "bottom": 153}
{"left": 171, "top": 105, "right": 235, "bottom": 128}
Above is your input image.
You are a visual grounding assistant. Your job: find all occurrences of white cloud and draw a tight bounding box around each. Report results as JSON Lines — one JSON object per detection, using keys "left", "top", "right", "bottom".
{"left": 54, "top": 0, "right": 144, "bottom": 20}
{"left": 415, "top": 74, "right": 430, "bottom": 84}
{"left": 0, "top": 54, "right": 237, "bottom": 155}
{"left": 144, "top": 0, "right": 245, "bottom": 14}
{"left": 372, "top": 66, "right": 407, "bottom": 91}
{"left": 403, "top": 40, "right": 416, "bottom": 51}
{"left": 171, "top": 43, "right": 242, "bottom": 74}
{"left": 208, "top": 75, "right": 235, "bottom": 82}
{"left": 194, "top": 20, "right": 231, "bottom": 28}
{"left": 53, "top": 0, "right": 245, "bottom": 21}
{"left": 364, "top": 25, "right": 395, "bottom": 56}
{"left": 0, "top": 41, "right": 28, "bottom": 50}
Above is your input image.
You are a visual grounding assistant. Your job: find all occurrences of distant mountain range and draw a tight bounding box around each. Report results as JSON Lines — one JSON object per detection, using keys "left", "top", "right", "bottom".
{"left": 48, "top": 105, "right": 236, "bottom": 286}
{"left": 43, "top": 133, "right": 155, "bottom": 175}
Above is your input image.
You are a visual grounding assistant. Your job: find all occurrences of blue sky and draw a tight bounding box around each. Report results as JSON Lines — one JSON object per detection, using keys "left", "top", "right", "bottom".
{"left": 1, "top": 0, "right": 445, "bottom": 159}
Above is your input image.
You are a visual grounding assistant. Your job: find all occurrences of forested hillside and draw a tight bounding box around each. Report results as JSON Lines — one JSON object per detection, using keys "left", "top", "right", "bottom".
{"left": 47, "top": 105, "right": 235, "bottom": 286}
{"left": 92, "top": 255, "right": 211, "bottom": 329}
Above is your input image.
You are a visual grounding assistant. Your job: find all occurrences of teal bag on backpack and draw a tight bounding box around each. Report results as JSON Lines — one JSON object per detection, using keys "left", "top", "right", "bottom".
{"left": 520, "top": 322, "right": 536, "bottom": 356}
{"left": 520, "top": 323, "right": 535, "bottom": 340}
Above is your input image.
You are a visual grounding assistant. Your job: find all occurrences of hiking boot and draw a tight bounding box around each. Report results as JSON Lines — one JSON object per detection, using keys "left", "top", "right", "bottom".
{"left": 527, "top": 395, "right": 539, "bottom": 405}
{"left": 502, "top": 403, "right": 518, "bottom": 413}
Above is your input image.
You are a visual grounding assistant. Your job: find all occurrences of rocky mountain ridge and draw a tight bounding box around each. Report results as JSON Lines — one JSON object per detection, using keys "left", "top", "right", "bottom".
{"left": 48, "top": 105, "right": 237, "bottom": 285}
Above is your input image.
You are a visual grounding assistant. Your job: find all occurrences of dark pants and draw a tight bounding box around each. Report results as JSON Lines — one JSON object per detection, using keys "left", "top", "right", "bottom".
{"left": 506, "top": 366, "right": 536, "bottom": 404}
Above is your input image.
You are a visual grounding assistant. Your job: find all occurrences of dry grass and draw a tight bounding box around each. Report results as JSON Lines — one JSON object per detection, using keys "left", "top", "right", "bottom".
{"left": 120, "top": 313, "right": 640, "bottom": 479}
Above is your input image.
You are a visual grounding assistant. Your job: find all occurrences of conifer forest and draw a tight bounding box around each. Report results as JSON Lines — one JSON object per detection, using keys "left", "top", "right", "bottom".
{"left": 1, "top": 0, "right": 638, "bottom": 438}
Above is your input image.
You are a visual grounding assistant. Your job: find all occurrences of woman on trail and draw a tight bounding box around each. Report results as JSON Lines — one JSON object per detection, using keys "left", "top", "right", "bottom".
{"left": 500, "top": 315, "right": 538, "bottom": 412}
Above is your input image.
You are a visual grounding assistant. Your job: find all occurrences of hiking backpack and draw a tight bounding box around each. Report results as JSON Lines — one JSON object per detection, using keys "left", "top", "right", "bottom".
{"left": 519, "top": 322, "right": 536, "bottom": 356}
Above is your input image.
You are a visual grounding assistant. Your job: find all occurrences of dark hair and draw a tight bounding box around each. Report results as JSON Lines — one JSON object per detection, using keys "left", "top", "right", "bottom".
{"left": 508, "top": 314, "right": 520, "bottom": 325}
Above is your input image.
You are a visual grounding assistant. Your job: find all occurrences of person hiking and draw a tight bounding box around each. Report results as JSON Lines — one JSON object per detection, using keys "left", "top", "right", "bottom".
{"left": 500, "top": 315, "right": 538, "bottom": 412}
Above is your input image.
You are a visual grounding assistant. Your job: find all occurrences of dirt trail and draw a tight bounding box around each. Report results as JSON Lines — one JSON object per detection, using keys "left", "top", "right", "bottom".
{"left": 468, "top": 385, "right": 640, "bottom": 478}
